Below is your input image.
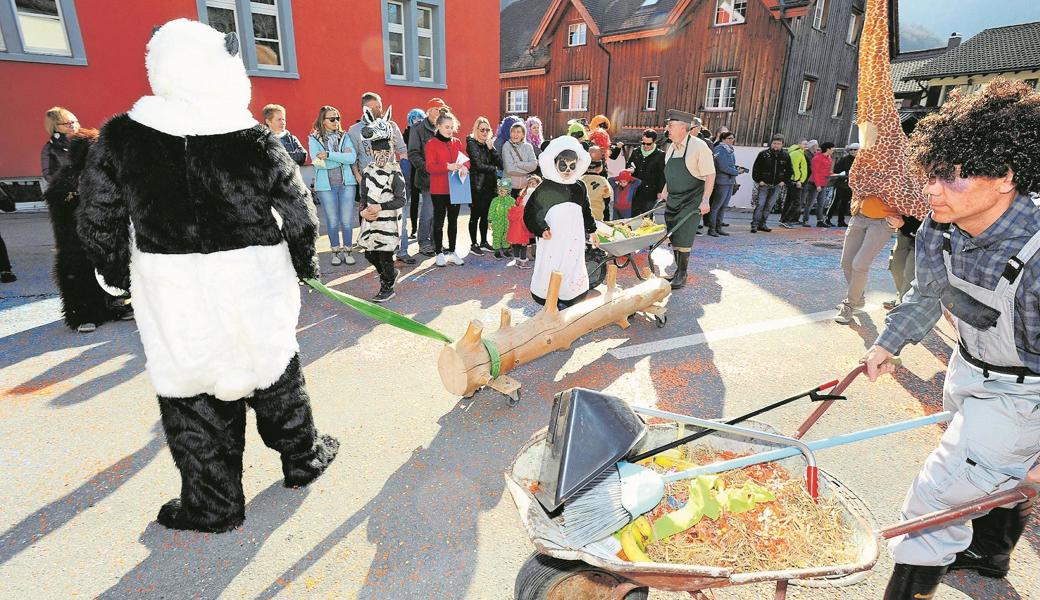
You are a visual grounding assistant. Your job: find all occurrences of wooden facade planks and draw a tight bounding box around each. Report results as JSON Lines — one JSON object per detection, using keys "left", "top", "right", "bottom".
{"left": 775, "top": 0, "right": 864, "bottom": 145}
{"left": 501, "top": 0, "right": 863, "bottom": 148}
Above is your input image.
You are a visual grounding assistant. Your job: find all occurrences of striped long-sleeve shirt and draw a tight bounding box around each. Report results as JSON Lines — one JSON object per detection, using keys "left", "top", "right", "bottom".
{"left": 876, "top": 194, "right": 1040, "bottom": 371}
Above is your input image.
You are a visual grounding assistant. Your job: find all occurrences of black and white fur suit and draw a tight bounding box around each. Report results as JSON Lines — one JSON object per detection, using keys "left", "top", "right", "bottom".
{"left": 76, "top": 19, "right": 338, "bottom": 532}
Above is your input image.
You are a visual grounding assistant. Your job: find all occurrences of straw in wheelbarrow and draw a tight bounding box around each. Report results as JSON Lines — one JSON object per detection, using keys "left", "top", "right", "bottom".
{"left": 559, "top": 411, "right": 952, "bottom": 548}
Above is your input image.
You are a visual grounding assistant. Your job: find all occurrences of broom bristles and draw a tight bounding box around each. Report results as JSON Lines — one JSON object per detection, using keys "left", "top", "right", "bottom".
{"left": 559, "top": 466, "right": 633, "bottom": 548}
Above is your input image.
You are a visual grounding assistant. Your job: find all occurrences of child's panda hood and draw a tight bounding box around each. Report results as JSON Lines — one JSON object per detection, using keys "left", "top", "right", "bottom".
{"left": 128, "top": 19, "right": 257, "bottom": 137}
{"left": 538, "top": 136, "right": 591, "bottom": 185}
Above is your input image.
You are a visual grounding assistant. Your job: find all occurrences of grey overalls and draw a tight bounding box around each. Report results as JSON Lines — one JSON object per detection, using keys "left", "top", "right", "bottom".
{"left": 890, "top": 226, "right": 1040, "bottom": 566}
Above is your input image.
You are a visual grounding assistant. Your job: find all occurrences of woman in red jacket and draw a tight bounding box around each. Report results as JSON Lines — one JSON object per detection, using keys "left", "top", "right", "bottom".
{"left": 425, "top": 112, "right": 469, "bottom": 267}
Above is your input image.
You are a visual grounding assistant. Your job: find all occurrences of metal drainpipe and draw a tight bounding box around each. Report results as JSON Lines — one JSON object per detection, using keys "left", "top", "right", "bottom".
{"left": 770, "top": 12, "right": 796, "bottom": 142}
{"left": 596, "top": 36, "right": 613, "bottom": 118}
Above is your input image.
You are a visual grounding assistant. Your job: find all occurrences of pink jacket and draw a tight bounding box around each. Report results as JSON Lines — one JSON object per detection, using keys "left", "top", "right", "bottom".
{"left": 811, "top": 153, "right": 833, "bottom": 188}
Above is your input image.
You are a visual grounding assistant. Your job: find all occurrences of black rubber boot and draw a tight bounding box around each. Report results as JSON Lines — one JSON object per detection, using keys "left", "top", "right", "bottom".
{"left": 670, "top": 251, "right": 689, "bottom": 290}
{"left": 246, "top": 356, "right": 340, "bottom": 488}
{"left": 883, "top": 563, "right": 948, "bottom": 599}
{"left": 950, "top": 499, "right": 1033, "bottom": 578}
{"left": 157, "top": 394, "right": 247, "bottom": 532}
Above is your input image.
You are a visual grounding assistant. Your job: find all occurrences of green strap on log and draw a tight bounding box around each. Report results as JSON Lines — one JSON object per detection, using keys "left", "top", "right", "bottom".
{"left": 304, "top": 278, "right": 454, "bottom": 344}
{"left": 481, "top": 337, "right": 502, "bottom": 379}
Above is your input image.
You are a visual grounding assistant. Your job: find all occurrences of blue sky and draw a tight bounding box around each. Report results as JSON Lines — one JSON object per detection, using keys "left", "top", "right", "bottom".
{"left": 899, "top": 0, "right": 1040, "bottom": 50}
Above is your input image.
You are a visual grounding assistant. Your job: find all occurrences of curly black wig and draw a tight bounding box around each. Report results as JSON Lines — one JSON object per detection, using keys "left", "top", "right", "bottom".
{"left": 908, "top": 78, "right": 1040, "bottom": 195}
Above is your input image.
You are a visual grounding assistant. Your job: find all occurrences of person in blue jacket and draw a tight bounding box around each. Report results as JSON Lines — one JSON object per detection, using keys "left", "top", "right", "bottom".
{"left": 707, "top": 131, "right": 744, "bottom": 236}
{"left": 309, "top": 105, "right": 358, "bottom": 266}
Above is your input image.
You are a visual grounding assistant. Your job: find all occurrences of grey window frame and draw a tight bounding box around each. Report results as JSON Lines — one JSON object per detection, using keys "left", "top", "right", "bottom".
{"left": 380, "top": 0, "right": 446, "bottom": 89}
{"left": 0, "top": 0, "right": 87, "bottom": 66}
{"left": 196, "top": 0, "right": 299, "bottom": 79}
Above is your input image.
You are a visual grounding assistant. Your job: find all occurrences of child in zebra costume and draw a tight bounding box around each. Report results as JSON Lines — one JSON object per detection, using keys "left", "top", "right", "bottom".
{"left": 359, "top": 111, "right": 407, "bottom": 302}
{"left": 488, "top": 176, "right": 514, "bottom": 259}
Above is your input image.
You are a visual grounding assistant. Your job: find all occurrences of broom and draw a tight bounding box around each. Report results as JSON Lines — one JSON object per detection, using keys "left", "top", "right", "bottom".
{"left": 559, "top": 411, "right": 952, "bottom": 548}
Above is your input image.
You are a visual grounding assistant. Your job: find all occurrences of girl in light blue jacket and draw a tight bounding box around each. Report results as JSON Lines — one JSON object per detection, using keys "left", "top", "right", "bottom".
{"left": 309, "top": 105, "right": 358, "bottom": 266}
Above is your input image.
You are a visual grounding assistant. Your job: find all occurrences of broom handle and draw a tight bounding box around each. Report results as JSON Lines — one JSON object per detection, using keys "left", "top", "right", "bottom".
{"left": 662, "top": 411, "right": 952, "bottom": 484}
{"left": 628, "top": 379, "right": 840, "bottom": 463}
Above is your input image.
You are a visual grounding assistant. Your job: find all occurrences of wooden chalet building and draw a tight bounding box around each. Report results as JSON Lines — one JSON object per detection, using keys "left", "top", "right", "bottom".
{"left": 500, "top": 0, "right": 864, "bottom": 147}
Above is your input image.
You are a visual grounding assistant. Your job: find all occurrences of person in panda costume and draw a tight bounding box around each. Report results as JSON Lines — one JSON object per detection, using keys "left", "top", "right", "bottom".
{"left": 357, "top": 107, "right": 407, "bottom": 303}
{"left": 76, "top": 19, "right": 339, "bottom": 533}
{"left": 523, "top": 136, "right": 598, "bottom": 309}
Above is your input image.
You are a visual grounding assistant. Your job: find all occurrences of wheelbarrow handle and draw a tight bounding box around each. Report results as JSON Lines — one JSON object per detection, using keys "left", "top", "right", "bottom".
{"left": 879, "top": 485, "right": 1038, "bottom": 540}
{"left": 794, "top": 359, "right": 903, "bottom": 439}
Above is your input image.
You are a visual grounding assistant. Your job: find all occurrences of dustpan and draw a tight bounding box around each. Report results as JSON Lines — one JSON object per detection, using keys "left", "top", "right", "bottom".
{"left": 533, "top": 388, "right": 646, "bottom": 512}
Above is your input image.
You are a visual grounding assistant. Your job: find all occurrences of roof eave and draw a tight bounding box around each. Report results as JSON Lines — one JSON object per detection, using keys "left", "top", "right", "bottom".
{"left": 904, "top": 66, "right": 1040, "bottom": 81}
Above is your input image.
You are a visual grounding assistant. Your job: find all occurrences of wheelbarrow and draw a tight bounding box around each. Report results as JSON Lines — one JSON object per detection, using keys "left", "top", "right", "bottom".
{"left": 587, "top": 203, "right": 669, "bottom": 294}
{"left": 507, "top": 368, "right": 1039, "bottom": 599}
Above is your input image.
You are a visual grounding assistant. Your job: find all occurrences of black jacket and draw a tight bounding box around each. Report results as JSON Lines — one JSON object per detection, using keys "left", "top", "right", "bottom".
{"left": 77, "top": 114, "right": 320, "bottom": 290}
{"left": 466, "top": 135, "right": 502, "bottom": 200}
{"left": 406, "top": 118, "right": 437, "bottom": 191}
{"left": 274, "top": 129, "right": 307, "bottom": 166}
{"left": 752, "top": 149, "right": 793, "bottom": 186}
{"left": 41, "top": 134, "right": 72, "bottom": 184}
{"left": 627, "top": 148, "right": 666, "bottom": 195}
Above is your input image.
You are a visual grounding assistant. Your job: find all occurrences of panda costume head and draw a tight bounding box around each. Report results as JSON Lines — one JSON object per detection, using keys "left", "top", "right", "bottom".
{"left": 128, "top": 19, "right": 257, "bottom": 136}
{"left": 538, "top": 136, "right": 591, "bottom": 185}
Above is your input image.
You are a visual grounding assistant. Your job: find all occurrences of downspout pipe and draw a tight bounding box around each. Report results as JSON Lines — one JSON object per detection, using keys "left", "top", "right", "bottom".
{"left": 770, "top": 12, "right": 796, "bottom": 144}
{"left": 596, "top": 35, "right": 613, "bottom": 119}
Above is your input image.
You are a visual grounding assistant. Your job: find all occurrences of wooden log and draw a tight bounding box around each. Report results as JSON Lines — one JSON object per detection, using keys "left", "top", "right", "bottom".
{"left": 438, "top": 264, "right": 671, "bottom": 397}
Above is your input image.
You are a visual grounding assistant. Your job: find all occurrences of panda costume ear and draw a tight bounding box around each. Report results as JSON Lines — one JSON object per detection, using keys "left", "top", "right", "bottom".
{"left": 224, "top": 31, "right": 240, "bottom": 57}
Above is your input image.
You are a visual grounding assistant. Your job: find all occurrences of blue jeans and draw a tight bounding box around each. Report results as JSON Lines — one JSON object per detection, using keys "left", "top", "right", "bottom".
{"left": 751, "top": 183, "right": 784, "bottom": 228}
{"left": 707, "top": 184, "right": 734, "bottom": 230}
{"left": 315, "top": 184, "right": 356, "bottom": 248}
{"left": 416, "top": 190, "right": 436, "bottom": 253}
{"left": 398, "top": 186, "right": 411, "bottom": 257}
{"left": 801, "top": 182, "right": 826, "bottom": 223}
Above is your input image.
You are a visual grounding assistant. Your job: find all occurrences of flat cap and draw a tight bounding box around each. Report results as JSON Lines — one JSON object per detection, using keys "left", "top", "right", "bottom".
{"left": 665, "top": 109, "right": 698, "bottom": 125}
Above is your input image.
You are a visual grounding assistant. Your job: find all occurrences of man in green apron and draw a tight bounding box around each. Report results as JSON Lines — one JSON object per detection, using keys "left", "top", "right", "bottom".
{"left": 659, "top": 111, "right": 715, "bottom": 289}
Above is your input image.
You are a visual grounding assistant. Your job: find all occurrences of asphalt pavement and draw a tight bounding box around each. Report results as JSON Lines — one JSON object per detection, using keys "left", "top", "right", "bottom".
{"left": 1, "top": 207, "right": 1037, "bottom": 599}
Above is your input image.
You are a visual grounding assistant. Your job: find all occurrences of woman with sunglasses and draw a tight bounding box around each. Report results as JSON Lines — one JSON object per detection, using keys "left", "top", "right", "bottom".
{"left": 626, "top": 128, "right": 666, "bottom": 217}
{"left": 309, "top": 106, "right": 358, "bottom": 266}
{"left": 41, "top": 106, "right": 80, "bottom": 190}
{"left": 465, "top": 117, "right": 502, "bottom": 256}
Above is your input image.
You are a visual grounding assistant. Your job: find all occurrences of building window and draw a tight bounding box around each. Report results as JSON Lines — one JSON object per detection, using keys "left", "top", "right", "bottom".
{"left": 379, "top": 0, "right": 445, "bottom": 87}
{"left": 506, "top": 89, "right": 529, "bottom": 113}
{"left": 567, "top": 22, "right": 587, "bottom": 46}
{"left": 832, "top": 86, "right": 846, "bottom": 118}
{"left": 813, "top": 0, "right": 828, "bottom": 30}
{"left": 846, "top": 11, "right": 862, "bottom": 44}
{"left": 645, "top": 79, "right": 659, "bottom": 111}
{"left": 705, "top": 76, "right": 738, "bottom": 110}
{"left": 0, "top": 0, "right": 87, "bottom": 65}
{"left": 386, "top": 1, "right": 406, "bottom": 79}
{"left": 560, "top": 84, "right": 589, "bottom": 111}
{"left": 799, "top": 78, "right": 817, "bottom": 113}
{"left": 198, "top": 0, "right": 299, "bottom": 78}
{"left": 714, "top": 0, "right": 747, "bottom": 26}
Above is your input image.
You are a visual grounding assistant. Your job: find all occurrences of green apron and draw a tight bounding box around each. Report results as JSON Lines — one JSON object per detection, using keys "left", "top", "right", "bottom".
{"left": 664, "top": 139, "right": 704, "bottom": 249}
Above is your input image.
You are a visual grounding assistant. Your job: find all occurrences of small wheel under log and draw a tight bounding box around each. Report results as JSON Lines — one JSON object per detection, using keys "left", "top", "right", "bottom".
{"left": 655, "top": 315, "right": 667, "bottom": 328}
{"left": 514, "top": 553, "right": 649, "bottom": 600}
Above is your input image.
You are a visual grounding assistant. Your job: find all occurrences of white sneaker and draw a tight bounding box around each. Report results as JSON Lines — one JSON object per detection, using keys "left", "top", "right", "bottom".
{"left": 343, "top": 251, "right": 356, "bottom": 266}
{"left": 834, "top": 302, "right": 854, "bottom": 324}
{"left": 435, "top": 253, "right": 447, "bottom": 267}
{"left": 330, "top": 251, "right": 342, "bottom": 266}
{"left": 447, "top": 252, "right": 464, "bottom": 266}
{"left": 77, "top": 322, "right": 97, "bottom": 333}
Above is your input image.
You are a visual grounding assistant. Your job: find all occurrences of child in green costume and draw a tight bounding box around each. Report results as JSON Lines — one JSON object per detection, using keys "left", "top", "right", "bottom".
{"left": 488, "top": 176, "right": 514, "bottom": 259}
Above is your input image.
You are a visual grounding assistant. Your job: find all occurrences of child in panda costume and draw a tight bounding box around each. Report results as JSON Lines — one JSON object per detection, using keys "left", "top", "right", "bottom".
{"left": 523, "top": 136, "right": 597, "bottom": 309}
{"left": 357, "top": 108, "right": 407, "bottom": 302}
{"left": 76, "top": 19, "right": 339, "bottom": 533}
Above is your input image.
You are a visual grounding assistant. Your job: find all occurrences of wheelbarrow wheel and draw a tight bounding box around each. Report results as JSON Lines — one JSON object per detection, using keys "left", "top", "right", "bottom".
{"left": 586, "top": 248, "right": 609, "bottom": 289}
{"left": 515, "top": 553, "right": 649, "bottom": 600}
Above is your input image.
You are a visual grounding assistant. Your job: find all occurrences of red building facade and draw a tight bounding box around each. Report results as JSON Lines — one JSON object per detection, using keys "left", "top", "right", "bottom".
{"left": 1, "top": 0, "right": 499, "bottom": 180}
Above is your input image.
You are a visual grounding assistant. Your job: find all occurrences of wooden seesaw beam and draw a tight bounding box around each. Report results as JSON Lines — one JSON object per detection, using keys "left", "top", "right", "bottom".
{"left": 437, "top": 264, "right": 672, "bottom": 400}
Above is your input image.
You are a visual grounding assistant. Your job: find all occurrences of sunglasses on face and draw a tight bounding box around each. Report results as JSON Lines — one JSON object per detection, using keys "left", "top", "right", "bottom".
{"left": 325, "top": 116, "right": 341, "bottom": 122}
{"left": 58, "top": 120, "right": 78, "bottom": 126}
{"left": 478, "top": 127, "right": 491, "bottom": 133}
{"left": 641, "top": 142, "right": 653, "bottom": 146}
{"left": 556, "top": 159, "right": 579, "bottom": 173}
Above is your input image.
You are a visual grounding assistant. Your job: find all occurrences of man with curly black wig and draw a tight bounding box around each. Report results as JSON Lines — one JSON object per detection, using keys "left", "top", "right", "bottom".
{"left": 860, "top": 78, "right": 1040, "bottom": 599}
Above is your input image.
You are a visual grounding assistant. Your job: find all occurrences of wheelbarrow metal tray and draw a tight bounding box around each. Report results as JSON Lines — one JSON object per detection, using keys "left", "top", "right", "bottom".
{"left": 506, "top": 421, "right": 880, "bottom": 592}
{"left": 597, "top": 231, "right": 667, "bottom": 258}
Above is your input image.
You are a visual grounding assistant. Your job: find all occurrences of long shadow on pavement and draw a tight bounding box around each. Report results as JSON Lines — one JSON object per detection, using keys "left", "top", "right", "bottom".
{"left": 98, "top": 481, "right": 309, "bottom": 599}
{"left": 0, "top": 425, "right": 165, "bottom": 566}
